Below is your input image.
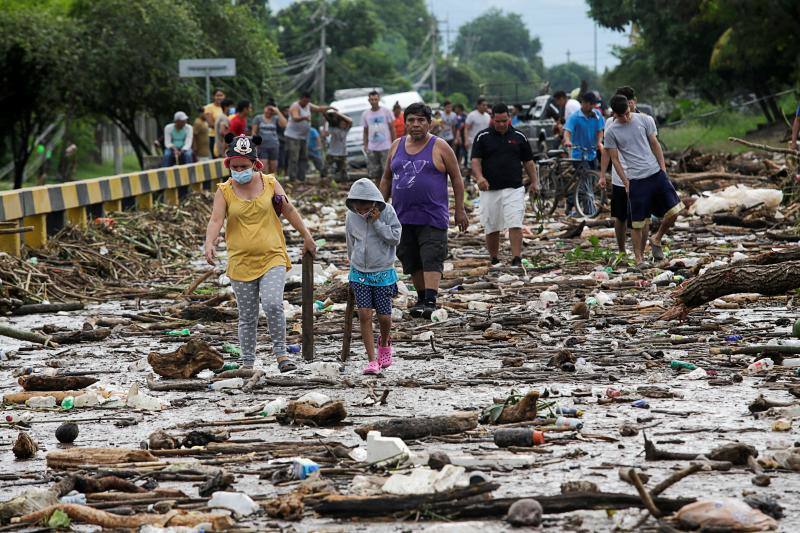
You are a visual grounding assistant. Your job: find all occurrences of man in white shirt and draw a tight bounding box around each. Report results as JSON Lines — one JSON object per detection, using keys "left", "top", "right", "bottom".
{"left": 162, "top": 111, "right": 193, "bottom": 167}
{"left": 464, "top": 98, "right": 490, "bottom": 163}
{"left": 362, "top": 90, "right": 396, "bottom": 180}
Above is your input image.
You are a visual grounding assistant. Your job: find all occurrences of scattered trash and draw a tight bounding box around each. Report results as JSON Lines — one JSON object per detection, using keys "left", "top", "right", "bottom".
{"left": 675, "top": 498, "right": 778, "bottom": 531}
{"left": 366, "top": 431, "right": 410, "bottom": 464}
{"left": 207, "top": 491, "right": 260, "bottom": 516}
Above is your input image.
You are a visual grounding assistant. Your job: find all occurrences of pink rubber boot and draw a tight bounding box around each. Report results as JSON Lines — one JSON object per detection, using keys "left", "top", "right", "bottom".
{"left": 377, "top": 335, "right": 393, "bottom": 369}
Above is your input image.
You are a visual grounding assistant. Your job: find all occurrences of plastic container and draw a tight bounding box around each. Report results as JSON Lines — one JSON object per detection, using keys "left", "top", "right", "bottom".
{"left": 59, "top": 492, "right": 87, "bottom": 505}
{"left": 25, "top": 396, "right": 57, "bottom": 408}
{"left": 554, "top": 407, "right": 583, "bottom": 417}
{"left": 287, "top": 343, "right": 302, "bottom": 353}
{"left": 60, "top": 396, "right": 75, "bottom": 411}
{"left": 631, "top": 399, "right": 650, "bottom": 409}
{"left": 430, "top": 308, "right": 448, "bottom": 323}
{"left": 746, "top": 358, "right": 774, "bottom": 374}
{"left": 166, "top": 328, "right": 191, "bottom": 336}
{"left": 670, "top": 360, "right": 697, "bottom": 371}
{"left": 366, "top": 430, "right": 410, "bottom": 463}
{"left": 5, "top": 413, "right": 34, "bottom": 424}
{"left": 209, "top": 378, "right": 244, "bottom": 391}
{"left": 554, "top": 417, "right": 584, "bottom": 430}
{"left": 493, "top": 428, "right": 545, "bottom": 448}
{"left": 292, "top": 458, "right": 320, "bottom": 480}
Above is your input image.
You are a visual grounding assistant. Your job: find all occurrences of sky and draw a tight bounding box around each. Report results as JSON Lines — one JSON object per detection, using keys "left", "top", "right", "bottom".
{"left": 268, "top": 0, "right": 631, "bottom": 72}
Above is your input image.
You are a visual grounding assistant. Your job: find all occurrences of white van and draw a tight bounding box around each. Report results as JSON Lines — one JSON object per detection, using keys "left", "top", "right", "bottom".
{"left": 330, "top": 90, "right": 423, "bottom": 167}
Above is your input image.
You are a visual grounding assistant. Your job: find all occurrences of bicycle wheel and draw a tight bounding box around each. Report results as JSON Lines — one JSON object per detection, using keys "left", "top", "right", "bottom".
{"left": 530, "top": 167, "right": 557, "bottom": 218}
{"left": 574, "top": 170, "right": 601, "bottom": 218}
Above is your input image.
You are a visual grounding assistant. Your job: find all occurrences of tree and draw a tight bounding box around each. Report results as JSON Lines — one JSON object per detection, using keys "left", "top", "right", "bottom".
{"left": 453, "top": 8, "right": 543, "bottom": 71}
{"left": 327, "top": 47, "right": 410, "bottom": 95}
{"left": 546, "top": 63, "right": 599, "bottom": 94}
{"left": 436, "top": 58, "right": 481, "bottom": 103}
{"left": 0, "top": 6, "right": 80, "bottom": 188}
{"left": 71, "top": 0, "right": 202, "bottom": 168}
{"left": 470, "top": 52, "right": 539, "bottom": 102}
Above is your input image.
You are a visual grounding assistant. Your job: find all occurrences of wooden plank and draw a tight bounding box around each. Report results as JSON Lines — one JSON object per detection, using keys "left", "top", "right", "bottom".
{"left": 302, "top": 251, "right": 314, "bottom": 362}
{"left": 341, "top": 285, "right": 355, "bottom": 361}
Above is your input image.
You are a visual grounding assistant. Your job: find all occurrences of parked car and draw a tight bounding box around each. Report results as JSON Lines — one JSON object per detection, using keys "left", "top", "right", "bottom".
{"left": 513, "top": 95, "right": 560, "bottom": 156}
{"left": 330, "top": 90, "right": 423, "bottom": 167}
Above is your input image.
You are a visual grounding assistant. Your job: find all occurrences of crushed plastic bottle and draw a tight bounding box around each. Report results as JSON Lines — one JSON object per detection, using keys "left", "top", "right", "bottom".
{"left": 781, "top": 358, "right": 800, "bottom": 368}
{"left": 5, "top": 413, "right": 34, "bottom": 424}
{"left": 25, "top": 396, "right": 57, "bottom": 408}
{"left": 670, "top": 360, "right": 698, "bottom": 371}
{"left": 314, "top": 238, "right": 327, "bottom": 250}
{"left": 591, "top": 270, "right": 610, "bottom": 281}
{"left": 74, "top": 393, "right": 100, "bottom": 408}
{"left": 209, "top": 378, "right": 244, "bottom": 391}
{"left": 60, "top": 396, "right": 75, "bottom": 411}
{"left": 166, "top": 328, "right": 191, "bottom": 336}
{"left": 554, "top": 417, "right": 584, "bottom": 430}
{"left": 746, "top": 358, "right": 774, "bottom": 374}
{"left": 430, "top": 308, "right": 448, "bottom": 322}
{"left": 585, "top": 296, "right": 599, "bottom": 306}
{"left": 287, "top": 343, "right": 302, "bottom": 354}
{"left": 259, "top": 397, "right": 288, "bottom": 417}
{"left": 59, "top": 492, "right": 87, "bottom": 505}
{"left": 554, "top": 407, "right": 583, "bottom": 417}
{"left": 631, "top": 399, "right": 650, "bottom": 409}
{"left": 222, "top": 343, "right": 241, "bottom": 357}
{"left": 725, "top": 335, "right": 743, "bottom": 342}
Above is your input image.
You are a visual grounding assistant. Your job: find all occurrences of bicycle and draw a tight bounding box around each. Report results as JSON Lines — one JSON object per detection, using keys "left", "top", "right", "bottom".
{"left": 529, "top": 147, "right": 605, "bottom": 219}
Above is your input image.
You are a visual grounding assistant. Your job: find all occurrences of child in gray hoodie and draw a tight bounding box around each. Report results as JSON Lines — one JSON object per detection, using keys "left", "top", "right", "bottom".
{"left": 345, "top": 178, "right": 402, "bottom": 375}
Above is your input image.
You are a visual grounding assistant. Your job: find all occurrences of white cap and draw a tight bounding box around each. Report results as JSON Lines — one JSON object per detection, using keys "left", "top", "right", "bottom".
{"left": 174, "top": 111, "right": 188, "bottom": 121}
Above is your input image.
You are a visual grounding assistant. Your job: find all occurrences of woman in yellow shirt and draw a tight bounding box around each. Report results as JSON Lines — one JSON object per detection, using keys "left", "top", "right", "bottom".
{"left": 204, "top": 133, "right": 316, "bottom": 372}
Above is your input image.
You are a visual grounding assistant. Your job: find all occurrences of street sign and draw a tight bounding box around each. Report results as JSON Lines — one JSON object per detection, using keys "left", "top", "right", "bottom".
{"left": 179, "top": 58, "right": 236, "bottom": 102}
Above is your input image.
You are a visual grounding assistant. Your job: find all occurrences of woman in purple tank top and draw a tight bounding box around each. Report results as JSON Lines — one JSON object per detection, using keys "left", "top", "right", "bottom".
{"left": 378, "top": 103, "right": 468, "bottom": 319}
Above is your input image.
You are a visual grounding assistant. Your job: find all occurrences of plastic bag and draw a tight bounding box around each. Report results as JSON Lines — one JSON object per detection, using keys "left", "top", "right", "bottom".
{"left": 675, "top": 498, "right": 778, "bottom": 531}
{"left": 691, "top": 185, "right": 782, "bottom": 216}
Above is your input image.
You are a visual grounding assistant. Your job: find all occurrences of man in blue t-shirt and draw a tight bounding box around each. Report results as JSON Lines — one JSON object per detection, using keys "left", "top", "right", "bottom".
{"left": 563, "top": 92, "right": 605, "bottom": 214}
{"left": 791, "top": 104, "right": 800, "bottom": 152}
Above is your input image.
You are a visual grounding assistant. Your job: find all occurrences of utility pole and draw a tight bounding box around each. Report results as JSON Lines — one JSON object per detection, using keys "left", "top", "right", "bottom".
{"left": 431, "top": 16, "right": 437, "bottom": 104}
{"left": 593, "top": 22, "right": 598, "bottom": 74}
{"left": 566, "top": 49, "right": 571, "bottom": 63}
{"left": 319, "top": 1, "right": 327, "bottom": 103}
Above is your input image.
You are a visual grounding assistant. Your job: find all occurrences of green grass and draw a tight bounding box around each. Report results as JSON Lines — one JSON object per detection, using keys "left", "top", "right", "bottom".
{"left": 0, "top": 154, "right": 141, "bottom": 191}
{"left": 659, "top": 110, "right": 765, "bottom": 153}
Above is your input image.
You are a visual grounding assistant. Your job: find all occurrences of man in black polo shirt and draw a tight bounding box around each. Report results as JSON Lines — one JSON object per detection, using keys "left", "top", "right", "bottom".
{"left": 471, "top": 103, "right": 539, "bottom": 267}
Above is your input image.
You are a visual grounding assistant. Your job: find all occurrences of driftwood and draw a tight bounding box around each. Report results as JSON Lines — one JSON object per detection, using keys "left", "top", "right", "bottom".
{"left": 46, "top": 448, "right": 158, "bottom": 470}
{"left": 0, "top": 323, "right": 55, "bottom": 346}
{"left": 354, "top": 412, "right": 479, "bottom": 440}
{"left": 672, "top": 171, "right": 766, "bottom": 184}
{"left": 148, "top": 340, "right": 224, "bottom": 379}
{"left": 51, "top": 327, "right": 111, "bottom": 345}
{"left": 282, "top": 400, "right": 347, "bottom": 426}
{"left": 660, "top": 260, "right": 800, "bottom": 320}
{"left": 11, "top": 302, "right": 84, "bottom": 315}
{"left": 146, "top": 375, "right": 208, "bottom": 392}
{"left": 302, "top": 251, "right": 314, "bottom": 362}
{"left": 313, "top": 486, "right": 695, "bottom": 518}
{"left": 711, "top": 214, "right": 767, "bottom": 229}
{"left": 2, "top": 390, "right": 90, "bottom": 405}
{"left": 728, "top": 136, "right": 798, "bottom": 155}
{"left": 18, "top": 375, "right": 98, "bottom": 391}
{"left": 495, "top": 390, "right": 539, "bottom": 424}
{"left": 12, "top": 505, "right": 234, "bottom": 530}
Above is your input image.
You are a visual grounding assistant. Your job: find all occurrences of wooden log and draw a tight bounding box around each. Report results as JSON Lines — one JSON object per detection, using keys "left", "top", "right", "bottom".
{"left": 47, "top": 448, "right": 158, "bottom": 470}
{"left": 0, "top": 323, "right": 55, "bottom": 346}
{"left": 710, "top": 214, "right": 767, "bottom": 229}
{"left": 148, "top": 340, "right": 224, "bottom": 379}
{"left": 672, "top": 171, "right": 766, "bottom": 184}
{"left": 354, "top": 412, "right": 479, "bottom": 440}
{"left": 3, "top": 390, "right": 88, "bottom": 405}
{"left": 341, "top": 286, "right": 355, "bottom": 361}
{"left": 302, "top": 251, "right": 314, "bottom": 362}
{"left": 182, "top": 269, "right": 215, "bottom": 297}
{"left": 146, "top": 375, "right": 208, "bottom": 392}
{"left": 283, "top": 400, "right": 347, "bottom": 426}
{"left": 51, "top": 327, "right": 111, "bottom": 345}
{"left": 728, "top": 136, "right": 798, "bottom": 155}
{"left": 11, "top": 302, "right": 84, "bottom": 315}
{"left": 18, "top": 375, "right": 98, "bottom": 391}
{"left": 313, "top": 487, "right": 695, "bottom": 518}
{"left": 738, "top": 247, "right": 800, "bottom": 265}
{"left": 660, "top": 260, "right": 800, "bottom": 320}
{"left": 12, "top": 505, "right": 234, "bottom": 530}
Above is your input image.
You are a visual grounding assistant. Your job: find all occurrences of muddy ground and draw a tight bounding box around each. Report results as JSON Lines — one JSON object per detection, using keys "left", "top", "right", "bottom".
{"left": 1, "top": 173, "right": 799, "bottom": 532}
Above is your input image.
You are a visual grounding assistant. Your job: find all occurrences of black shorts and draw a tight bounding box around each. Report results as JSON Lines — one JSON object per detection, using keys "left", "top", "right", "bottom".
{"left": 611, "top": 185, "right": 628, "bottom": 220}
{"left": 397, "top": 224, "right": 448, "bottom": 275}
{"left": 629, "top": 170, "right": 684, "bottom": 229}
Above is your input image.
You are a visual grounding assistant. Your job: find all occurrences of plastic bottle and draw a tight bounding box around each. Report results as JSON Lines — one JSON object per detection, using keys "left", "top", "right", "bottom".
{"left": 259, "top": 397, "right": 288, "bottom": 417}
{"left": 554, "top": 417, "right": 584, "bottom": 430}
{"left": 213, "top": 363, "right": 240, "bottom": 374}
{"left": 652, "top": 271, "right": 674, "bottom": 285}
{"left": 25, "top": 396, "right": 57, "bottom": 408}
{"left": 554, "top": 407, "right": 583, "bottom": 417}
{"left": 781, "top": 358, "right": 800, "bottom": 368}
{"left": 74, "top": 393, "right": 100, "bottom": 408}
{"left": 315, "top": 238, "right": 327, "bottom": 250}
{"left": 521, "top": 258, "right": 534, "bottom": 269}
{"left": 5, "top": 413, "right": 34, "bottom": 424}
{"left": 493, "top": 428, "right": 545, "bottom": 448}
{"left": 430, "top": 308, "right": 448, "bottom": 322}
{"left": 539, "top": 291, "right": 559, "bottom": 306}
{"left": 59, "top": 493, "right": 87, "bottom": 505}
{"left": 60, "top": 396, "right": 75, "bottom": 411}
{"left": 287, "top": 344, "right": 302, "bottom": 354}
{"left": 585, "top": 296, "right": 599, "bottom": 306}
{"left": 746, "top": 358, "right": 774, "bottom": 374}
{"left": 670, "top": 360, "right": 697, "bottom": 371}
{"left": 209, "top": 378, "right": 244, "bottom": 391}
{"left": 166, "top": 328, "right": 191, "bottom": 336}
{"left": 631, "top": 399, "right": 650, "bottom": 409}
{"left": 685, "top": 367, "right": 707, "bottom": 380}
{"left": 222, "top": 343, "right": 241, "bottom": 356}
{"left": 292, "top": 458, "right": 320, "bottom": 480}
{"left": 591, "top": 271, "right": 610, "bottom": 281}
{"left": 725, "top": 335, "right": 743, "bottom": 342}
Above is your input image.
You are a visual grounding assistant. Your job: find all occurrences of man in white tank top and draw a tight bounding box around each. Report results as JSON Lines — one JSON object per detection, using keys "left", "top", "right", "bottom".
{"left": 285, "top": 90, "right": 331, "bottom": 181}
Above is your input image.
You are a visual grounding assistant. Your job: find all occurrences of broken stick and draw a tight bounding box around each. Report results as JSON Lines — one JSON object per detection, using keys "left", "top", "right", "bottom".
{"left": 302, "top": 251, "right": 314, "bottom": 362}
{"left": 341, "top": 286, "right": 355, "bottom": 362}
